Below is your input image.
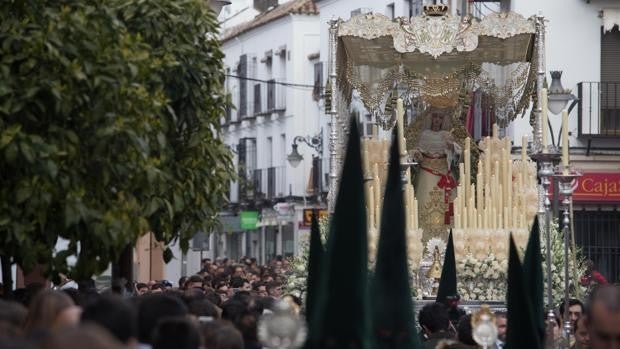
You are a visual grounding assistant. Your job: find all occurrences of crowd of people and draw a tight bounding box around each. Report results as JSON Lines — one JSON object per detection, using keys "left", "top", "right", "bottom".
{"left": 0, "top": 255, "right": 618, "bottom": 349}
{"left": 0, "top": 256, "right": 300, "bottom": 349}
{"left": 419, "top": 284, "right": 620, "bottom": 349}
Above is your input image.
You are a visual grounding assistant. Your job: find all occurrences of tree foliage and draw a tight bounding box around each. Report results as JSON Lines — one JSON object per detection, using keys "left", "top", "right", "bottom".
{"left": 0, "top": 0, "right": 233, "bottom": 279}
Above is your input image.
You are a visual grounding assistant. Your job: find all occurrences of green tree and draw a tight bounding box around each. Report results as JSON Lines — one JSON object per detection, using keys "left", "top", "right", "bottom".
{"left": 0, "top": 0, "right": 232, "bottom": 290}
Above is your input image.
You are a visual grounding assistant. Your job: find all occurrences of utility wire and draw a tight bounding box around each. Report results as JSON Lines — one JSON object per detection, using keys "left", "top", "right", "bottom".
{"left": 225, "top": 74, "right": 321, "bottom": 90}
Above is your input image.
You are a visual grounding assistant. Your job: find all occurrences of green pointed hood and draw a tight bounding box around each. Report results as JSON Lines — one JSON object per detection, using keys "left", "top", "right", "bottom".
{"left": 309, "top": 120, "right": 371, "bottom": 349}
{"left": 506, "top": 234, "right": 542, "bottom": 349}
{"left": 436, "top": 230, "right": 457, "bottom": 304}
{"left": 523, "top": 215, "right": 545, "bottom": 345}
{"left": 305, "top": 210, "right": 324, "bottom": 327}
{"left": 370, "top": 128, "right": 423, "bottom": 349}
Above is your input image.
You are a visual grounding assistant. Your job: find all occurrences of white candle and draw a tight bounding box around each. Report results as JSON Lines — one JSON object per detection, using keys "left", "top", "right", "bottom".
{"left": 465, "top": 138, "right": 471, "bottom": 202}
{"left": 368, "top": 185, "right": 375, "bottom": 229}
{"left": 562, "top": 110, "right": 569, "bottom": 173}
{"left": 521, "top": 135, "right": 528, "bottom": 162}
{"left": 542, "top": 88, "right": 549, "bottom": 152}
{"left": 493, "top": 124, "right": 499, "bottom": 139}
{"left": 476, "top": 173, "right": 483, "bottom": 210}
{"left": 484, "top": 138, "right": 491, "bottom": 191}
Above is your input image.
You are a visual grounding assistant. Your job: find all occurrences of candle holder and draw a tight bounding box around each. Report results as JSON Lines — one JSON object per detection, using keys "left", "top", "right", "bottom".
{"left": 552, "top": 166, "right": 581, "bottom": 349}
{"left": 400, "top": 159, "right": 418, "bottom": 187}
{"left": 529, "top": 150, "right": 561, "bottom": 349}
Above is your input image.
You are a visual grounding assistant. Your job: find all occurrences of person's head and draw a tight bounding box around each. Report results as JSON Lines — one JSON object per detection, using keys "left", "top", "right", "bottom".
{"left": 233, "top": 266, "right": 245, "bottom": 277}
{"left": 221, "top": 301, "right": 259, "bottom": 346}
{"left": 456, "top": 314, "right": 476, "bottom": 345}
{"left": 585, "top": 284, "right": 620, "bottom": 349}
{"left": 204, "top": 290, "right": 223, "bottom": 308}
{"left": 178, "top": 276, "right": 188, "bottom": 290}
{"left": 431, "top": 112, "right": 444, "bottom": 131}
{"left": 0, "top": 300, "right": 27, "bottom": 339}
{"left": 217, "top": 285, "right": 231, "bottom": 303}
{"left": 267, "top": 282, "right": 282, "bottom": 298}
{"left": 40, "top": 324, "right": 125, "bottom": 349}
{"left": 494, "top": 311, "right": 507, "bottom": 342}
{"left": 559, "top": 298, "right": 584, "bottom": 329}
{"left": 152, "top": 317, "right": 200, "bottom": 349}
{"left": 137, "top": 294, "right": 189, "bottom": 345}
{"left": 187, "top": 298, "right": 219, "bottom": 322}
{"left": 418, "top": 302, "right": 450, "bottom": 335}
{"left": 81, "top": 295, "right": 137, "bottom": 345}
{"left": 150, "top": 283, "right": 164, "bottom": 293}
{"left": 23, "top": 290, "right": 80, "bottom": 335}
{"left": 186, "top": 275, "right": 204, "bottom": 290}
{"left": 201, "top": 320, "right": 244, "bottom": 349}
{"left": 136, "top": 283, "right": 149, "bottom": 296}
{"left": 575, "top": 315, "right": 590, "bottom": 349}
{"left": 253, "top": 283, "right": 268, "bottom": 298}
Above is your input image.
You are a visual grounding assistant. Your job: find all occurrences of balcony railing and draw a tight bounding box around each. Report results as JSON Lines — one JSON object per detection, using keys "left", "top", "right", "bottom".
{"left": 253, "top": 166, "right": 286, "bottom": 199}
{"left": 578, "top": 81, "right": 620, "bottom": 137}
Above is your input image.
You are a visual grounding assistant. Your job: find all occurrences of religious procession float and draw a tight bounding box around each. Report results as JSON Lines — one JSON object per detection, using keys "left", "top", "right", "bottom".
{"left": 286, "top": 4, "right": 586, "bottom": 308}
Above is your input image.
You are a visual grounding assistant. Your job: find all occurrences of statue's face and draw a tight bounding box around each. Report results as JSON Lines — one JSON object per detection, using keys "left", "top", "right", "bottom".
{"left": 431, "top": 113, "right": 443, "bottom": 130}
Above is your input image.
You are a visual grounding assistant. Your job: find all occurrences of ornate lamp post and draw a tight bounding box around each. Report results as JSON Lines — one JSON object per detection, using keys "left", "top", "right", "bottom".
{"left": 552, "top": 166, "right": 581, "bottom": 349}
{"left": 529, "top": 150, "right": 561, "bottom": 349}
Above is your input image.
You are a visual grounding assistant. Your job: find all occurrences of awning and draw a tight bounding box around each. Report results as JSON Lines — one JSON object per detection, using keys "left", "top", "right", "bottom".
{"left": 603, "top": 8, "right": 620, "bottom": 33}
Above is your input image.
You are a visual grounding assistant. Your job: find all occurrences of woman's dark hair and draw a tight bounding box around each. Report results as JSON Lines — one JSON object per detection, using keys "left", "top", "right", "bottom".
{"left": 152, "top": 317, "right": 200, "bottom": 349}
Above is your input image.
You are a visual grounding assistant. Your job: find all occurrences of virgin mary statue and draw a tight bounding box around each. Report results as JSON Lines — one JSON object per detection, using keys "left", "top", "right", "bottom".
{"left": 410, "top": 110, "right": 461, "bottom": 242}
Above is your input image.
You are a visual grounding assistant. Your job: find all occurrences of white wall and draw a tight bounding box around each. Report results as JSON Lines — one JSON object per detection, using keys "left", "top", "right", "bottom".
{"left": 508, "top": 0, "right": 620, "bottom": 150}
{"left": 221, "top": 12, "right": 321, "bottom": 200}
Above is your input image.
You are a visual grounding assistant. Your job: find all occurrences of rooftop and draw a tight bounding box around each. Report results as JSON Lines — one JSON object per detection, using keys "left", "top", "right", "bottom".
{"left": 220, "top": 0, "right": 318, "bottom": 43}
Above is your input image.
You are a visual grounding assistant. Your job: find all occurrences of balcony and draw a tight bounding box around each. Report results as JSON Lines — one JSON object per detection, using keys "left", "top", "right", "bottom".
{"left": 578, "top": 81, "right": 620, "bottom": 138}
{"left": 252, "top": 166, "right": 286, "bottom": 200}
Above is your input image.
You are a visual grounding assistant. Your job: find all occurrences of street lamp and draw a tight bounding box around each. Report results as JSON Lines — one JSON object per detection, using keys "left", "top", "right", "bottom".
{"left": 287, "top": 144, "right": 303, "bottom": 168}
{"left": 287, "top": 131, "right": 324, "bottom": 199}
{"left": 548, "top": 71, "right": 577, "bottom": 115}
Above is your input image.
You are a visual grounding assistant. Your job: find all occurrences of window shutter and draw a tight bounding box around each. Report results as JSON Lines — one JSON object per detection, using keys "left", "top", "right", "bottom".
{"left": 238, "top": 54, "right": 247, "bottom": 117}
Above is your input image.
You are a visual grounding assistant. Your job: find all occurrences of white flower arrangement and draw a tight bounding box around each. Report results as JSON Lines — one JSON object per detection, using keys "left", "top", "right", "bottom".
{"left": 284, "top": 216, "right": 586, "bottom": 305}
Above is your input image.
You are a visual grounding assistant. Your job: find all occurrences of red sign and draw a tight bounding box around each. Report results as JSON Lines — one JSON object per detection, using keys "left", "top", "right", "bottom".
{"left": 572, "top": 173, "right": 620, "bottom": 203}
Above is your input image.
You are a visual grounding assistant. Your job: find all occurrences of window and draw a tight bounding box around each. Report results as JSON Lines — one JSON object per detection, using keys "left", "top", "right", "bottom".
{"left": 313, "top": 62, "right": 323, "bottom": 101}
{"left": 254, "top": 83, "right": 261, "bottom": 114}
{"left": 238, "top": 54, "right": 247, "bottom": 117}
{"left": 386, "top": 3, "right": 395, "bottom": 19}
{"left": 266, "top": 137, "right": 273, "bottom": 168}
{"left": 600, "top": 26, "right": 620, "bottom": 134}
{"left": 267, "top": 79, "right": 276, "bottom": 110}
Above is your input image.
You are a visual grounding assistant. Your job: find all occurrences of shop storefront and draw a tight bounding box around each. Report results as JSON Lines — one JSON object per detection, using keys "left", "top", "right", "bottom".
{"left": 571, "top": 172, "right": 620, "bottom": 283}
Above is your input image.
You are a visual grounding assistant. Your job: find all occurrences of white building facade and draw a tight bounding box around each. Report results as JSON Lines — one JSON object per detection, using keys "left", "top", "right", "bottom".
{"left": 203, "top": 0, "right": 324, "bottom": 265}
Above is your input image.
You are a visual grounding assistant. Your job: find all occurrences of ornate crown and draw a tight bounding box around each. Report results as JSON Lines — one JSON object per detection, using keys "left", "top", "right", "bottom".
{"left": 423, "top": 4, "right": 449, "bottom": 16}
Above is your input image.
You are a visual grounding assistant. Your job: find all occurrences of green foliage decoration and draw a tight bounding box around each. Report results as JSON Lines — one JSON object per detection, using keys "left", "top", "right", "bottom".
{"left": 0, "top": 0, "right": 233, "bottom": 279}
